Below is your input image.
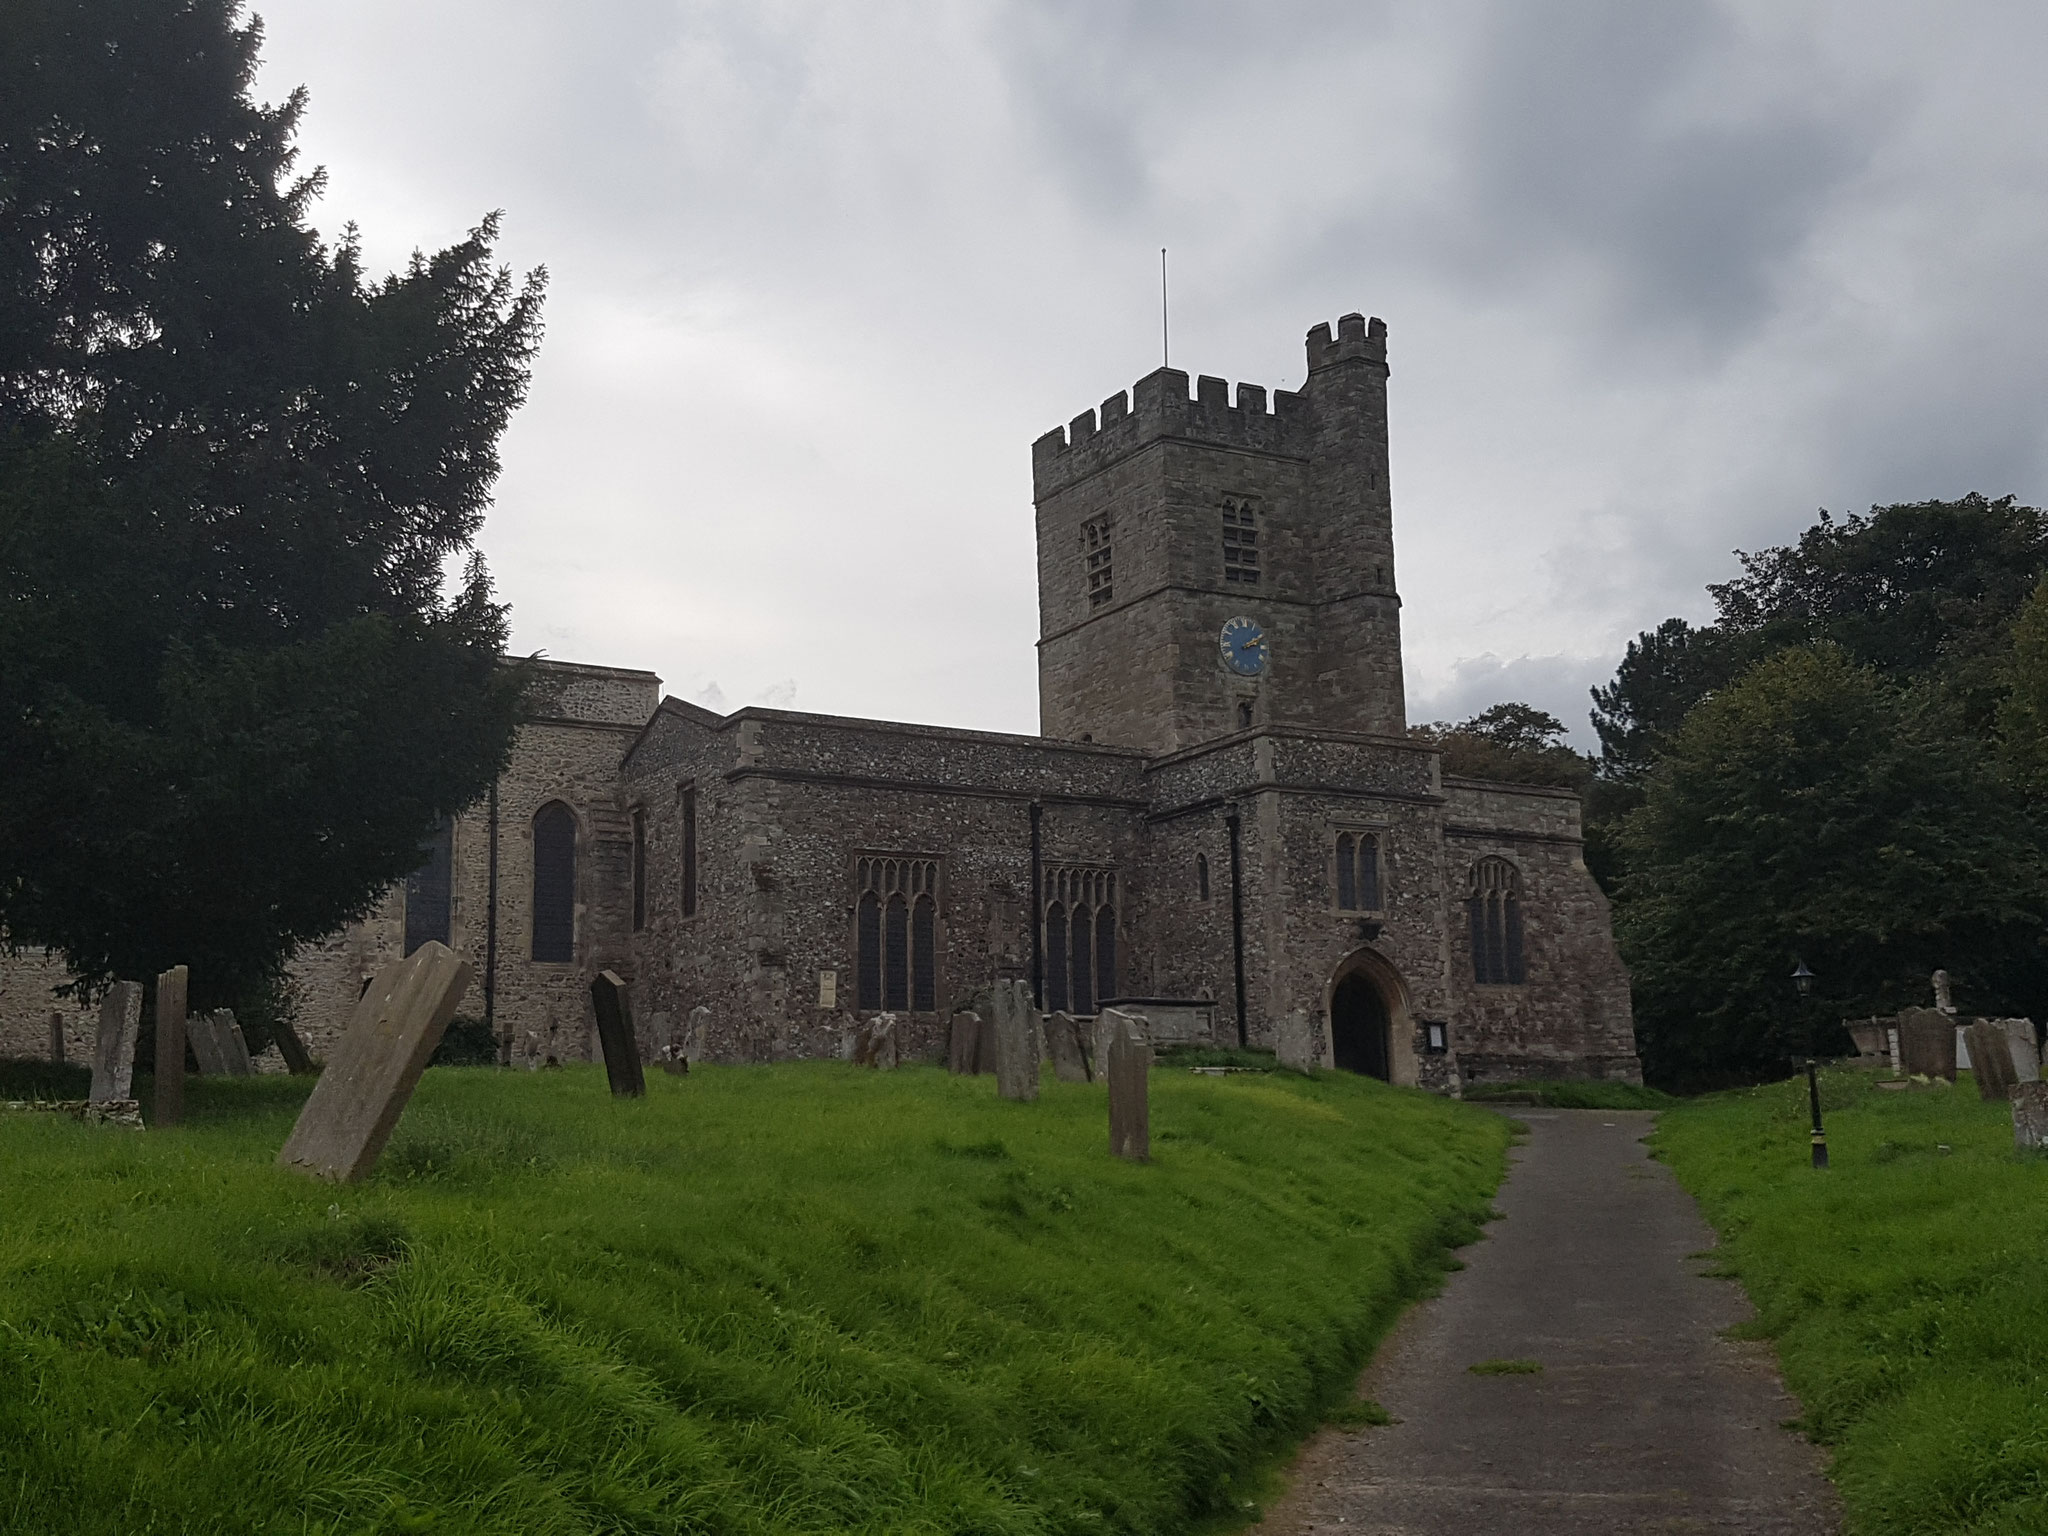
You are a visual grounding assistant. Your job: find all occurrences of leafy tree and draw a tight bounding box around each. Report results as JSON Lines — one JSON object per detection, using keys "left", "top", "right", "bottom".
{"left": 0, "top": 1, "right": 541, "bottom": 1009}
{"left": 1411, "top": 702, "right": 1594, "bottom": 790}
{"left": 1997, "top": 577, "right": 2048, "bottom": 796}
{"left": 1617, "top": 645, "right": 2048, "bottom": 1090}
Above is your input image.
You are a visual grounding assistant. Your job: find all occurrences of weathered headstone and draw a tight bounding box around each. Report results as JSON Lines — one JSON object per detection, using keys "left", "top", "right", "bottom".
{"left": 687, "top": 1006, "right": 711, "bottom": 1068}
{"left": 1896, "top": 1007, "right": 1957, "bottom": 1080}
{"left": 1106, "top": 1017, "right": 1152, "bottom": 1162}
{"left": 187, "top": 1010, "right": 230, "bottom": 1075}
{"left": 89, "top": 982, "right": 143, "bottom": 1104}
{"left": 48, "top": 1009, "right": 64, "bottom": 1065}
{"left": 590, "top": 971, "right": 647, "bottom": 1098}
{"left": 2014, "top": 1081, "right": 2048, "bottom": 1150}
{"left": 1844, "top": 1019, "right": 1889, "bottom": 1061}
{"left": 272, "top": 1015, "right": 316, "bottom": 1075}
{"left": 1965, "top": 1020, "right": 2019, "bottom": 1101}
{"left": 217, "top": 1012, "right": 254, "bottom": 1076}
{"left": 1932, "top": 969, "right": 1956, "bottom": 1015}
{"left": 1095, "top": 1007, "right": 1146, "bottom": 1080}
{"left": 1047, "top": 1011, "right": 1090, "bottom": 1083}
{"left": 1996, "top": 1019, "right": 2042, "bottom": 1083}
{"left": 154, "top": 966, "right": 188, "bottom": 1128}
{"left": 989, "top": 980, "right": 1040, "bottom": 1102}
{"left": 276, "top": 941, "right": 472, "bottom": 1183}
{"left": 1275, "top": 1009, "right": 1322, "bottom": 1074}
{"left": 854, "top": 1013, "right": 899, "bottom": 1069}
{"left": 947, "top": 1011, "right": 984, "bottom": 1074}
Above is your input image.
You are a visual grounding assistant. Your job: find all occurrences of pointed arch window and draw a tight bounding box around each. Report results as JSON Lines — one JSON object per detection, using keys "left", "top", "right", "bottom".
{"left": 1041, "top": 866, "right": 1116, "bottom": 1013}
{"left": 854, "top": 856, "right": 943, "bottom": 1012}
{"left": 532, "top": 801, "right": 576, "bottom": 963}
{"left": 1333, "top": 830, "right": 1382, "bottom": 913}
{"left": 1468, "top": 857, "right": 1525, "bottom": 985}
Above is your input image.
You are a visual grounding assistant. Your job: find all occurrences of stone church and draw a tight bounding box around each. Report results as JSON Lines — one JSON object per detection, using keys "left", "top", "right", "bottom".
{"left": 3, "top": 313, "right": 1641, "bottom": 1090}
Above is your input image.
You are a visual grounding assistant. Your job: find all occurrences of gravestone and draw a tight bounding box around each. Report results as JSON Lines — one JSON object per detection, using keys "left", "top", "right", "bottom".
{"left": 590, "top": 971, "right": 647, "bottom": 1098}
{"left": 1964, "top": 1020, "right": 2019, "bottom": 1101}
{"left": 1845, "top": 1019, "right": 1889, "bottom": 1061}
{"left": 2014, "top": 1081, "right": 2048, "bottom": 1150}
{"left": 276, "top": 941, "right": 472, "bottom": 1183}
{"left": 272, "top": 1016, "right": 316, "bottom": 1075}
{"left": 48, "top": 1010, "right": 64, "bottom": 1065}
{"left": 989, "top": 980, "right": 1040, "bottom": 1102}
{"left": 854, "top": 1013, "right": 899, "bottom": 1069}
{"left": 1896, "top": 1007, "right": 1957, "bottom": 1080}
{"left": 1095, "top": 1007, "right": 1145, "bottom": 1083}
{"left": 1275, "top": 1009, "right": 1322, "bottom": 1074}
{"left": 1047, "top": 1011, "right": 1090, "bottom": 1083}
{"left": 89, "top": 982, "right": 143, "bottom": 1104}
{"left": 1933, "top": 969, "right": 1956, "bottom": 1015}
{"left": 1996, "top": 1019, "right": 2042, "bottom": 1083}
{"left": 217, "top": 1012, "right": 254, "bottom": 1076}
{"left": 947, "top": 1011, "right": 984, "bottom": 1074}
{"left": 687, "top": 1006, "right": 711, "bottom": 1068}
{"left": 154, "top": 966, "right": 188, "bottom": 1128}
{"left": 188, "top": 1010, "right": 230, "bottom": 1075}
{"left": 1106, "top": 1016, "right": 1151, "bottom": 1162}
{"left": 647, "top": 1011, "right": 684, "bottom": 1075}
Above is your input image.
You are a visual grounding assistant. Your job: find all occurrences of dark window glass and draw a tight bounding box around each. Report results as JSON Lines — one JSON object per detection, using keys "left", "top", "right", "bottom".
{"left": 630, "top": 808, "right": 646, "bottom": 931}
{"left": 1071, "top": 905, "right": 1094, "bottom": 1016}
{"left": 884, "top": 894, "right": 910, "bottom": 1011}
{"left": 857, "top": 891, "right": 882, "bottom": 1010}
{"left": 1095, "top": 905, "right": 1116, "bottom": 1005}
{"left": 912, "top": 895, "right": 937, "bottom": 1012}
{"left": 680, "top": 786, "right": 698, "bottom": 917}
{"left": 1503, "top": 893, "right": 1525, "bottom": 982}
{"left": 532, "top": 802, "right": 576, "bottom": 963}
{"left": 1469, "top": 858, "right": 1524, "bottom": 984}
{"left": 1358, "top": 835, "right": 1381, "bottom": 911}
{"left": 404, "top": 815, "right": 453, "bottom": 955}
{"left": 1045, "top": 902, "right": 1069, "bottom": 1014}
{"left": 1237, "top": 699, "right": 1254, "bottom": 729}
{"left": 1335, "top": 832, "right": 1356, "bottom": 910}
{"left": 1196, "top": 852, "right": 1209, "bottom": 900}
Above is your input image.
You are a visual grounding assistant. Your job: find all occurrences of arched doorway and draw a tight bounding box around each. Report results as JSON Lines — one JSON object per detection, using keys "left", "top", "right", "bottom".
{"left": 1330, "top": 972, "right": 1391, "bottom": 1080}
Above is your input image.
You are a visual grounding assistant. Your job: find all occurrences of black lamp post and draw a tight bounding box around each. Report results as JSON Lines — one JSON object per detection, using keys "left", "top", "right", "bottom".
{"left": 1793, "top": 961, "right": 1826, "bottom": 1169}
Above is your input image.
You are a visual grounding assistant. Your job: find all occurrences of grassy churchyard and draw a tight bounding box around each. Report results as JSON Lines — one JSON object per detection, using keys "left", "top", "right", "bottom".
{"left": 1656, "top": 1068, "right": 2048, "bottom": 1536}
{"left": 0, "top": 1059, "right": 1509, "bottom": 1536}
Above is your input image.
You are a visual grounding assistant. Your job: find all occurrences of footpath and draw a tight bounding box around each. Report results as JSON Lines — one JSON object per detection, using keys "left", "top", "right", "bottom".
{"left": 1260, "top": 1109, "right": 1839, "bottom": 1535}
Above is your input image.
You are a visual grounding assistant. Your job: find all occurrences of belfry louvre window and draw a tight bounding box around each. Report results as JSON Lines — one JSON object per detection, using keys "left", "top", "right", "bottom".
{"left": 1333, "top": 831, "right": 1382, "bottom": 913}
{"left": 404, "top": 815, "right": 453, "bottom": 954}
{"left": 1222, "top": 496, "right": 1260, "bottom": 584}
{"left": 1082, "top": 516, "right": 1113, "bottom": 607}
{"left": 855, "top": 856, "right": 941, "bottom": 1012}
{"left": 1468, "top": 857, "right": 1526, "bottom": 985}
{"left": 532, "top": 802, "right": 576, "bottom": 963}
{"left": 1042, "top": 866, "right": 1116, "bottom": 1014}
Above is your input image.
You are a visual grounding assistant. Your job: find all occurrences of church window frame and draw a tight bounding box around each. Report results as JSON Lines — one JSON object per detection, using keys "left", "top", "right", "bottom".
{"left": 1041, "top": 865, "right": 1117, "bottom": 1014}
{"left": 1467, "top": 856, "right": 1526, "bottom": 985}
{"left": 1330, "top": 825, "right": 1384, "bottom": 914}
{"left": 1082, "top": 514, "right": 1113, "bottom": 608}
{"left": 1221, "top": 494, "right": 1261, "bottom": 585}
{"left": 852, "top": 854, "right": 944, "bottom": 1013}
{"left": 531, "top": 800, "right": 578, "bottom": 964}
{"left": 404, "top": 814, "right": 454, "bottom": 955}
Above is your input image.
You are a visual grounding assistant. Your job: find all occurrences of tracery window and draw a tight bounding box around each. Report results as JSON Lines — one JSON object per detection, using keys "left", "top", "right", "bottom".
{"left": 1333, "top": 830, "right": 1382, "bottom": 913}
{"left": 855, "top": 856, "right": 941, "bottom": 1012}
{"left": 404, "top": 815, "right": 453, "bottom": 954}
{"left": 1468, "top": 857, "right": 1526, "bottom": 985}
{"left": 1043, "top": 866, "right": 1116, "bottom": 1013}
{"left": 1222, "top": 495, "right": 1260, "bottom": 585}
{"left": 1083, "top": 515, "right": 1113, "bottom": 607}
{"left": 532, "top": 801, "right": 576, "bottom": 963}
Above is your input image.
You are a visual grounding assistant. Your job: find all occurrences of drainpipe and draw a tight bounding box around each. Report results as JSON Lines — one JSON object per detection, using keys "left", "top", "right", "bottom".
{"left": 1028, "top": 800, "right": 1044, "bottom": 1008}
{"left": 1226, "top": 804, "right": 1248, "bottom": 1048}
{"left": 485, "top": 778, "right": 500, "bottom": 1060}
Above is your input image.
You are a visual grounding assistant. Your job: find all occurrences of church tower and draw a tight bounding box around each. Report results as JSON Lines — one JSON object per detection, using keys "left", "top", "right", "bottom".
{"left": 1032, "top": 313, "right": 1406, "bottom": 754}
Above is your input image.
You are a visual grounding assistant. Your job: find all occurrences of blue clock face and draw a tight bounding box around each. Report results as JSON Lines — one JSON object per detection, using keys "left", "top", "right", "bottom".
{"left": 1219, "top": 616, "right": 1267, "bottom": 677}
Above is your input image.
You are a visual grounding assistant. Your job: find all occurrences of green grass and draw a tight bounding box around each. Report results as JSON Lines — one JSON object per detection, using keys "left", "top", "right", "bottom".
{"left": 1461, "top": 1079, "right": 1677, "bottom": 1110}
{"left": 1655, "top": 1069, "right": 2048, "bottom": 1535}
{"left": 0, "top": 1058, "right": 1510, "bottom": 1535}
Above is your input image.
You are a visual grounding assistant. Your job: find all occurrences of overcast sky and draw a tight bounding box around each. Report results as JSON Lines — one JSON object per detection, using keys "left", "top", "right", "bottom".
{"left": 252, "top": 0, "right": 2048, "bottom": 747}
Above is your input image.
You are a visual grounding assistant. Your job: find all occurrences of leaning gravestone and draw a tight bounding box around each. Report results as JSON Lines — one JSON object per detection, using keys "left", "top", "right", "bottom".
{"left": 1897, "top": 1007, "right": 1957, "bottom": 1080}
{"left": 187, "top": 1010, "right": 229, "bottom": 1075}
{"left": 89, "top": 982, "right": 144, "bottom": 1104}
{"left": 1965, "top": 1020, "right": 2019, "bottom": 1101}
{"left": 948, "top": 1011, "right": 984, "bottom": 1074}
{"left": 1275, "top": 1009, "right": 1322, "bottom": 1074}
{"left": 276, "top": 942, "right": 472, "bottom": 1183}
{"left": 854, "top": 1013, "right": 899, "bottom": 1070}
{"left": 1106, "top": 1015, "right": 1152, "bottom": 1161}
{"left": 217, "top": 1011, "right": 254, "bottom": 1076}
{"left": 1047, "top": 1011, "right": 1090, "bottom": 1083}
{"left": 2014, "top": 1081, "right": 2048, "bottom": 1150}
{"left": 272, "top": 1016, "right": 316, "bottom": 1075}
{"left": 989, "top": 980, "right": 1040, "bottom": 1102}
{"left": 154, "top": 965, "right": 188, "bottom": 1129}
{"left": 590, "top": 971, "right": 648, "bottom": 1098}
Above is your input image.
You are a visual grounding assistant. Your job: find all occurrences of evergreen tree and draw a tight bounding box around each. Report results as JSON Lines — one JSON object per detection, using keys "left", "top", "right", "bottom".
{"left": 1410, "top": 703, "right": 1593, "bottom": 790}
{"left": 0, "top": 1, "right": 542, "bottom": 1007}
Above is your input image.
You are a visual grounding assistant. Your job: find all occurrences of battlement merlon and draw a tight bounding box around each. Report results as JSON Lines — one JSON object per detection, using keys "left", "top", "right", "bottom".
{"left": 1031, "top": 313, "right": 1389, "bottom": 501}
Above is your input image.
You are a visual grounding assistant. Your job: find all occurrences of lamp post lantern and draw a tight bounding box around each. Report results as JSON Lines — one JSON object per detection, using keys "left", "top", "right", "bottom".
{"left": 1794, "top": 960, "right": 1826, "bottom": 1169}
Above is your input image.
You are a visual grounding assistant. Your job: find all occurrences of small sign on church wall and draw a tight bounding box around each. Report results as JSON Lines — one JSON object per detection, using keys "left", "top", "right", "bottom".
{"left": 817, "top": 970, "right": 838, "bottom": 1010}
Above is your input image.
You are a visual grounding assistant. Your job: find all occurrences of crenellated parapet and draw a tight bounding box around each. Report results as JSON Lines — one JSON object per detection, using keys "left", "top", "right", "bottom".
{"left": 1306, "top": 312, "right": 1387, "bottom": 375}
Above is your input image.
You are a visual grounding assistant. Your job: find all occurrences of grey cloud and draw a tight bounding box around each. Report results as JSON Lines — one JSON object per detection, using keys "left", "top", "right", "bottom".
{"left": 1409, "top": 653, "right": 1617, "bottom": 749}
